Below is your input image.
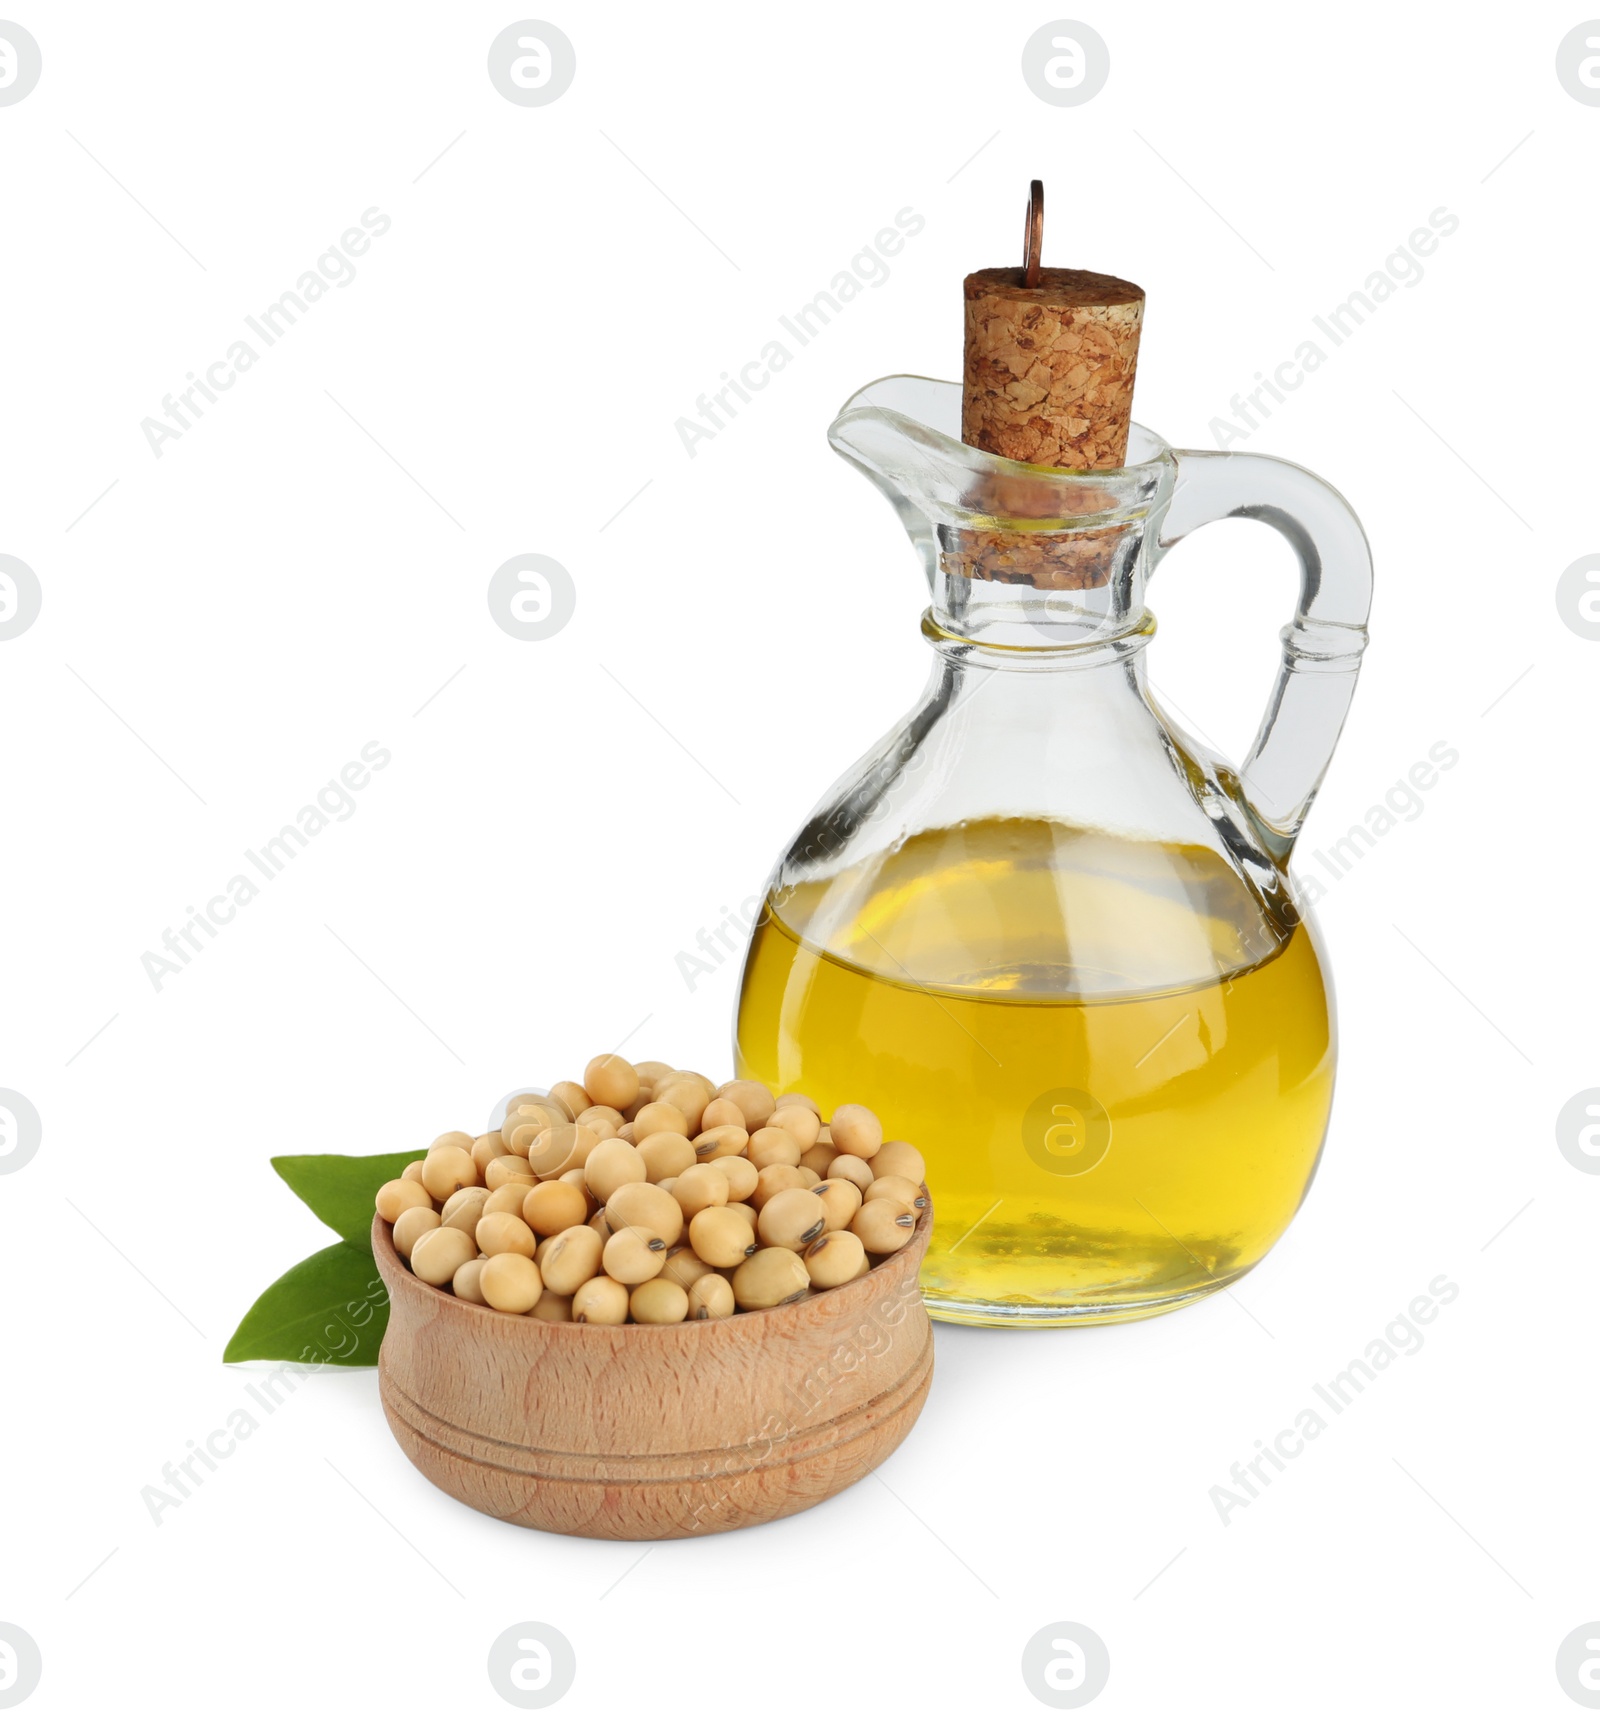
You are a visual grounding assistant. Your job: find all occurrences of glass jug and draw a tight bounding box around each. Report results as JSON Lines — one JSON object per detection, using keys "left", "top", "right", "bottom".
{"left": 734, "top": 376, "right": 1372, "bottom": 1326}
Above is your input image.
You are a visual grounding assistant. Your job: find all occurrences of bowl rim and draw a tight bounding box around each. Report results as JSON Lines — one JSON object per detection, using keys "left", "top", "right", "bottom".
{"left": 373, "top": 1188, "right": 931, "bottom": 1334}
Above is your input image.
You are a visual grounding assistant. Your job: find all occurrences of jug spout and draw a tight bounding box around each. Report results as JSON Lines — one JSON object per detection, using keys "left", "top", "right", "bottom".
{"left": 828, "top": 375, "right": 1177, "bottom": 651}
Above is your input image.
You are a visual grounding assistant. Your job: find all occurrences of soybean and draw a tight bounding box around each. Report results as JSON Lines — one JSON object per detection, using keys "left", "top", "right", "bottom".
{"left": 826, "top": 1153, "right": 876, "bottom": 1191}
{"left": 871, "top": 1141, "right": 927, "bottom": 1184}
{"left": 472, "top": 1132, "right": 508, "bottom": 1178}
{"left": 805, "top": 1230, "right": 868, "bottom": 1289}
{"left": 798, "top": 1144, "right": 834, "bottom": 1179}
{"left": 541, "top": 1224, "right": 604, "bottom": 1295}
{"left": 583, "top": 1054, "right": 639, "bottom": 1111}
{"left": 752, "top": 1164, "right": 813, "bottom": 1209}
{"left": 531, "top": 1289, "right": 572, "bottom": 1322}
{"left": 476, "top": 1213, "right": 537, "bottom": 1259}
{"left": 716, "top": 1079, "right": 775, "bottom": 1130}
{"left": 813, "top": 1178, "right": 862, "bottom": 1233}
{"left": 502, "top": 1109, "right": 560, "bottom": 1157}
{"left": 502, "top": 1091, "right": 565, "bottom": 1123}
{"left": 689, "top": 1205, "right": 756, "bottom": 1268}
{"left": 692, "top": 1124, "right": 749, "bottom": 1161}
{"left": 485, "top": 1154, "right": 535, "bottom": 1191}
{"left": 630, "top": 1278, "right": 690, "bottom": 1324}
{"left": 523, "top": 1180, "right": 589, "bottom": 1237}
{"left": 394, "top": 1205, "right": 442, "bottom": 1259}
{"left": 481, "top": 1252, "right": 543, "bottom": 1314}
{"left": 633, "top": 1100, "right": 690, "bottom": 1139}
{"left": 854, "top": 1197, "right": 916, "bottom": 1254}
{"left": 585, "top": 1139, "right": 648, "bottom": 1203}
{"left": 709, "top": 1155, "right": 759, "bottom": 1202}
{"left": 528, "top": 1123, "right": 600, "bottom": 1180}
{"left": 688, "top": 1273, "right": 735, "bottom": 1320}
{"left": 441, "top": 1186, "right": 491, "bottom": 1237}
{"left": 654, "top": 1081, "right": 710, "bottom": 1134}
{"left": 452, "top": 1258, "right": 487, "bottom": 1304}
{"left": 747, "top": 1126, "right": 802, "bottom": 1171}
{"left": 605, "top": 1181, "right": 683, "bottom": 1246}
{"left": 504, "top": 1093, "right": 565, "bottom": 1130}
{"left": 549, "top": 1081, "right": 593, "bottom": 1118}
{"left": 700, "top": 1097, "right": 747, "bottom": 1132}
{"left": 865, "top": 1174, "right": 927, "bottom": 1210}
{"left": 661, "top": 1248, "right": 717, "bottom": 1292}
{"left": 768, "top": 1105, "right": 821, "bottom": 1152}
{"left": 757, "top": 1187, "right": 828, "bottom": 1252}
{"left": 410, "top": 1226, "right": 478, "bottom": 1287}
{"left": 377, "top": 1178, "right": 431, "bottom": 1224}
{"left": 732, "top": 1247, "right": 809, "bottom": 1310}
{"left": 603, "top": 1227, "right": 669, "bottom": 1286}
{"left": 672, "top": 1164, "right": 730, "bottom": 1218}
{"left": 421, "top": 1143, "right": 477, "bottom": 1203}
{"left": 636, "top": 1131, "right": 696, "bottom": 1183}
{"left": 572, "top": 1275, "right": 630, "bottom": 1325}
{"left": 482, "top": 1183, "right": 533, "bottom": 1219}
{"left": 830, "top": 1104, "right": 883, "bottom": 1160}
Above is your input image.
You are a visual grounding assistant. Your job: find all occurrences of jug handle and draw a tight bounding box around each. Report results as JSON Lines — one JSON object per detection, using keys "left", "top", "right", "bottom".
{"left": 1150, "top": 449, "right": 1373, "bottom": 862}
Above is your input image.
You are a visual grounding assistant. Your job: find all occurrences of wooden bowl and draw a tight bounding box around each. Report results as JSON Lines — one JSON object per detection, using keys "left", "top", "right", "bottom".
{"left": 372, "top": 1202, "right": 933, "bottom": 1540}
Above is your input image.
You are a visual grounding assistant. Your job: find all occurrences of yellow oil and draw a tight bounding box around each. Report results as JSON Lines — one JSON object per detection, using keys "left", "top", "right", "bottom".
{"left": 735, "top": 820, "right": 1334, "bottom": 1325}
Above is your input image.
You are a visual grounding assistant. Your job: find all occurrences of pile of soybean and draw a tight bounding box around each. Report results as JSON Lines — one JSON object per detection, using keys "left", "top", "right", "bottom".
{"left": 375, "top": 1056, "right": 928, "bottom": 1324}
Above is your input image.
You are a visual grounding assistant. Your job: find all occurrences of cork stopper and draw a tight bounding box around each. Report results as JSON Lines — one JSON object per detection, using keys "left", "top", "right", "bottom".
{"left": 962, "top": 265, "right": 1144, "bottom": 467}
{"left": 946, "top": 183, "right": 1145, "bottom": 590}
{"left": 961, "top": 183, "right": 1144, "bottom": 470}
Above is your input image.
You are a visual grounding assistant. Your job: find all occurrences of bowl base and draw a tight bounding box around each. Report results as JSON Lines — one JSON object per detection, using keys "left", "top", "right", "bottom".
{"left": 379, "top": 1331, "right": 933, "bottom": 1540}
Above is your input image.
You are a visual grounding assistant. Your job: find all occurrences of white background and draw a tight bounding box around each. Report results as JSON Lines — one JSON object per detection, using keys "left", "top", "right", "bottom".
{"left": 3, "top": 1, "right": 1595, "bottom": 1722}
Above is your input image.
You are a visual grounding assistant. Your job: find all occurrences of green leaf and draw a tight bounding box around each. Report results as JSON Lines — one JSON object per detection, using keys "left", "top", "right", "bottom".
{"left": 224, "top": 1241, "right": 392, "bottom": 1365}
{"left": 270, "top": 1149, "right": 422, "bottom": 1244}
